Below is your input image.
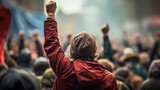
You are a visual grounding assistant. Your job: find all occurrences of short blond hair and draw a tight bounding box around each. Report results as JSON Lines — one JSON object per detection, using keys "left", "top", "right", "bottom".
{"left": 98, "top": 59, "right": 115, "bottom": 72}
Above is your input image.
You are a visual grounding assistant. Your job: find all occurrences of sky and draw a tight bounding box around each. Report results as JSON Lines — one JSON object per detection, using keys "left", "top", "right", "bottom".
{"left": 44, "top": 0, "right": 87, "bottom": 15}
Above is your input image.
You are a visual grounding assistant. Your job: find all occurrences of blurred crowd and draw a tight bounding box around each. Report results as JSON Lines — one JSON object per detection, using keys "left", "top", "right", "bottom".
{"left": 0, "top": 25, "right": 160, "bottom": 90}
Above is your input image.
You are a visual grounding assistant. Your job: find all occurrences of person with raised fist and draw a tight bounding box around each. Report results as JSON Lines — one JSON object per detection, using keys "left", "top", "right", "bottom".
{"left": 33, "top": 30, "right": 44, "bottom": 57}
{"left": 101, "top": 24, "right": 114, "bottom": 63}
{"left": 19, "top": 30, "right": 25, "bottom": 54}
{"left": 44, "top": 1, "right": 118, "bottom": 90}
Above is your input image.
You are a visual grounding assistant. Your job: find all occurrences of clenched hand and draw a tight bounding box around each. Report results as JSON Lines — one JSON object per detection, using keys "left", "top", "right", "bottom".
{"left": 46, "top": 1, "right": 57, "bottom": 18}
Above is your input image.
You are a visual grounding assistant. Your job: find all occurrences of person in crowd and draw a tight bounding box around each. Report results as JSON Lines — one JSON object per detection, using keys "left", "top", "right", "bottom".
{"left": 18, "top": 49, "right": 32, "bottom": 69}
{"left": 113, "top": 67, "right": 132, "bottom": 90}
{"left": 33, "top": 57, "right": 49, "bottom": 80}
{"left": 6, "top": 35, "right": 19, "bottom": 63}
{"left": 19, "top": 30, "right": 25, "bottom": 54}
{"left": 98, "top": 59, "right": 130, "bottom": 90}
{"left": 0, "top": 68, "right": 40, "bottom": 90}
{"left": 141, "top": 60, "right": 160, "bottom": 90}
{"left": 120, "top": 48, "right": 147, "bottom": 80}
{"left": 116, "top": 80, "right": 130, "bottom": 90}
{"left": 41, "top": 68, "right": 56, "bottom": 90}
{"left": 150, "top": 30, "right": 160, "bottom": 62}
{"left": 4, "top": 50, "right": 18, "bottom": 68}
{"left": 9, "top": 50, "right": 19, "bottom": 64}
{"left": 139, "top": 53, "right": 150, "bottom": 71}
{"left": 112, "top": 50, "right": 120, "bottom": 62}
{"left": 101, "top": 24, "right": 114, "bottom": 62}
{"left": 5, "top": 56, "right": 17, "bottom": 68}
{"left": 122, "top": 30, "right": 130, "bottom": 47}
{"left": 44, "top": 1, "right": 118, "bottom": 89}
{"left": 98, "top": 59, "right": 115, "bottom": 72}
{"left": 130, "top": 74, "right": 143, "bottom": 90}
{"left": 135, "top": 32, "right": 143, "bottom": 53}
{"left": 33, "top": 30, "right": 45, "bottom": 57}
{"left": 126, "top": 63, "right": 143, "bottom": 90}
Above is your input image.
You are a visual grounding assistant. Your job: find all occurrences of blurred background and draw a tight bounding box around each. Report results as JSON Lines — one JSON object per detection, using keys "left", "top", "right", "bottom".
{"left": 2, "top": 0, "right": 160, "bottom": 38}
{"left": 1, "top": 0, "right": 160, "bottom": 90}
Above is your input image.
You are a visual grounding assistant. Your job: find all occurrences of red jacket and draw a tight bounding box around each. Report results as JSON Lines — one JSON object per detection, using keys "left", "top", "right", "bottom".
{"left": 44, "top": 20, "right": 118, "bottom": 90}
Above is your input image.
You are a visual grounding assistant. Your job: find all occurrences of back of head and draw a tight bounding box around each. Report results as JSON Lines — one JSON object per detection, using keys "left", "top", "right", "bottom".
{"left": 98, "top": 59, "right": 115, "bottom": 72}
{"left": 18, "top": 49, "right": 31, "bottom": 67}
{"left": 148, "top": 60, "right": 160, "bottom": 78}
{"left": 70, "top": 32, "right": 97, "bottom": 61}
{"left": 0, "top": 68, "right": 40, "bottom": 90}
{"left": 114, "top": 67, "right": 130, "bottom": 80}
{"left": 34, "top": 57, "right": 49, "bottom": 76}
{"left": 120, "top": 48, "right": 140, "bottom": 63}
{"left": 41, "top": 68, "right": 56, "bottom": 89}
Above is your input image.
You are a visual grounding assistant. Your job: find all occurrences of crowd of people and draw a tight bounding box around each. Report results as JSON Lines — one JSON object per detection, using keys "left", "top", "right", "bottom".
{"left": 0, "top": 1, "right": 160, "bottom": 90}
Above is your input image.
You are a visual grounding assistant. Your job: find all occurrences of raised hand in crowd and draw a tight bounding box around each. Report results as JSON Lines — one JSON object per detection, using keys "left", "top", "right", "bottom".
{"left": 19, "top": 30, "right": 25, "bottom": 39}
{"left": 101, "top": 24, "right": 114, "bottom": 62}
{"left": 46, "top": 1, "right": 57, "bottom": 19}
{"left": 19, "top": 30, "right": 25, "bottom": 53}
{"left": 33, "top": 30, "right": 39, "bottom": 40}
{"left": 32, "top": 30, "right": 44, "bottom": 57}
{"left": 101, "top": 24, "right": 110, "bottom": 36}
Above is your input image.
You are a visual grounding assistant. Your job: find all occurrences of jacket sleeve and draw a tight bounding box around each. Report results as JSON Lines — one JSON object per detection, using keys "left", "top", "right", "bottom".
{"left": 19, "top": 38, "right": 25, "bottom": 54}
{"left": 107, "top": 74, "right": 118, "bottom": 90}
{"left": 35, "top": 40, "right": 44, "bottom": 57}
{"left": 136, "top": 41, "right": 143, "bottom": 53}
{"left": 44, "top": 20, "right": 72, "bottom": 78}
{"left": 103, "top": 36, "right": 113, "bottom": 62}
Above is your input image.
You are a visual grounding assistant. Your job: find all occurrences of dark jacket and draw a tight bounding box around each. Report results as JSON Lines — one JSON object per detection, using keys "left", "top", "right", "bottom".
{"left": 136, "top": 41, "right": 143, "bottom": 53}
{"left": 141, "top": 60, "right": 160, "bottom": 90}
{"left": 103, "top": 36, "right": 113, "bottom": 62}
{"left": 44, "top": 20, "right": 118, "bottom": 90}
{"left": 35, "top": 40, "right": 44, "bottom": 57}
{"left": 0, "top": 67, "right": 40, "bottom": 90}
{"left": 19, "top": 38, "right": 25, "bottom": 54}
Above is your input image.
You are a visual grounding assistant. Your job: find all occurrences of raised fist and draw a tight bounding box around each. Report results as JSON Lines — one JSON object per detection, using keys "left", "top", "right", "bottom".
{"left": 19, "top": 30, "right": 25, "bottom": 39}
{"left": 46, "top": 1, "right": 57, "bottom": 18}
{"left": 135, "top": 32, "right": 141, "bottom": 40}
{"left": 33, "top": 30, "right": 39, "bottom": 40}
{"left": 101, "top": 24, "right": 110, "bottom": 36}
{"left": 67, "top": 33, "right": 72, "bottom": 39}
